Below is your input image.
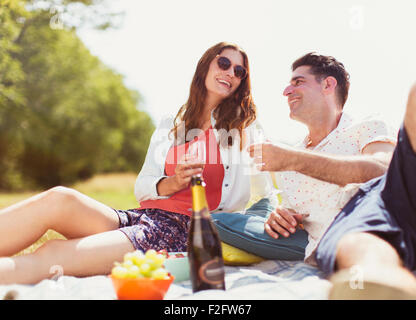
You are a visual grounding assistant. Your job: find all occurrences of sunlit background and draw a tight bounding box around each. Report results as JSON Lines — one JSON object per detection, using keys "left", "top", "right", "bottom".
{"left": 1, "top": 0, "right": 415, "bottom": 255}
{"left": 77, "top": 0, "right": 416, "bottom": 143}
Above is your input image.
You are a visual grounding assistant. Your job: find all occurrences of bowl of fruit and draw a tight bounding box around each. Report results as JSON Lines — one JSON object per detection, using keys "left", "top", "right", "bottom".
{"left": 158, "top": 250, "right": 190, "bottom": 283}
{"left": 110, "top": 249, "right": 174, "bottom": 300}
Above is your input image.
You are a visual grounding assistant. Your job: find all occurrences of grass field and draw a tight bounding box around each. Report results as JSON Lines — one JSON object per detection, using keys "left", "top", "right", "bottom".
{"left": 0, "top": 173, "right": 139, "bottom": 256}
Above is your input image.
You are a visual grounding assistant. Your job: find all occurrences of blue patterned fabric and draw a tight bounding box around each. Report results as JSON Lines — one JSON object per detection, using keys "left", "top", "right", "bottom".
{"left": 212, "top": 198, "right": 308, "bottom": 260}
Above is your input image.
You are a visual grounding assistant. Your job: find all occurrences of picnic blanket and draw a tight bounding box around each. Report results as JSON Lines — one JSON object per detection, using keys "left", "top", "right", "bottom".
{"left": 0, "top": 260, "right": 331, "bottom": 300}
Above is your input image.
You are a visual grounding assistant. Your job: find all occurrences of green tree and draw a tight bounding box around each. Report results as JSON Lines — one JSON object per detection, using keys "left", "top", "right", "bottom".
{"left": 0, "top": 0, "right": 27, "bottom": 189}
{"left": 0, "top": 0, "right": 154, "bottom": 190}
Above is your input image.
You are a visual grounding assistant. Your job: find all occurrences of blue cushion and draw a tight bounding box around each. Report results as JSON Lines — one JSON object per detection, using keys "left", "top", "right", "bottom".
{"left": 211, "top": 198, "right": 308, "bottom": 260}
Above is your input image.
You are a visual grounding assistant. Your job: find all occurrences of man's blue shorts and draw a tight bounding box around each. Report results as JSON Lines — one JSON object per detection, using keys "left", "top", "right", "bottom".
{"left": 315, "top": 124, "right": 416, "bottom": 276}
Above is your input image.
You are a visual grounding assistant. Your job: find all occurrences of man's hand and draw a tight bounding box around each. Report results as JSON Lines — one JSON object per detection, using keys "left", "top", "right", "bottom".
{"left": 248, "top": 142, "right": 296, "bottom": 172}
{"left": 265, "top": 205, "right": 309, "bottom": 239}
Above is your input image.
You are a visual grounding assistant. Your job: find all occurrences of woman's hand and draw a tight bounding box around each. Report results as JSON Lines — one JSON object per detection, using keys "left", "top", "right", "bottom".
{"left": 265, "top": 205, "right": 309, "bottom": 239}
{"left": 157, "top": 154, "right": 204, "bottom": 196}
{"left": 172, "top": 154, "right": 205, "bottom": 190}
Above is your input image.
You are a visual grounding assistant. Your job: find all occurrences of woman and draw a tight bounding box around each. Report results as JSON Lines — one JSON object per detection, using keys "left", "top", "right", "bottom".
{"left": 0, "top": 42, "right": 270, "bottom": 285}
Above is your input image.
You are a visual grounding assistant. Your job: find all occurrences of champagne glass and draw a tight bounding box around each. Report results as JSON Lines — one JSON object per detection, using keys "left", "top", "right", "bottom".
{"left": 248, "top": 123, "right": 278, "bottom": 198}
{"left": 187, "top": 140, "right": 206, "bottom": 172}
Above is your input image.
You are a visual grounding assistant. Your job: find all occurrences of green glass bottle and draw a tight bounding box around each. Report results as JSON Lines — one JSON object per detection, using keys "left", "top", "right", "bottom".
{"left": 187, "top": 175, "right": 225, "bottom": 292}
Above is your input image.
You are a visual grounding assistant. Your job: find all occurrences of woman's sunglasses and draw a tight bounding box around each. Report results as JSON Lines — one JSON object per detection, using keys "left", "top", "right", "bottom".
{"left": 216, "top": 56, "right": 247, "bottom": 80}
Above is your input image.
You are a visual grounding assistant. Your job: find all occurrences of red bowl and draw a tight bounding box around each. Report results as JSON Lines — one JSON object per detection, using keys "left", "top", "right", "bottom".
{"left": 110, "top": 274, "right": 174, "bottom": 300}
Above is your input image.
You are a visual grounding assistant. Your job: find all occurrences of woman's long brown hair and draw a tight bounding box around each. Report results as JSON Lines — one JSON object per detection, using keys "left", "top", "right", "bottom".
{"left": 170, "top": 42, "right": 256, "bottom": 149}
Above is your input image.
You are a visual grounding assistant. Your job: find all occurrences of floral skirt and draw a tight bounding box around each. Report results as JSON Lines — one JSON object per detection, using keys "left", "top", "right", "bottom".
{"left": 114, "top": 208, "right": 191, "bottom": 253}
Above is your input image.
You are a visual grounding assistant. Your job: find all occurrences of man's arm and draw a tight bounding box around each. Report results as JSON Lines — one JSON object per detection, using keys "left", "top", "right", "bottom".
{"left": 251, "top": 140, "right": 395, "bottom": 239}
{"left": 249, "top": 141, "right": 395, "bottom": 187}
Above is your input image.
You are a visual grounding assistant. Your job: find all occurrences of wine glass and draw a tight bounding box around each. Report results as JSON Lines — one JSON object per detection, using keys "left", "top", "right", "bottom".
{"left": 186, "top": 140, "right": 206, "bottom": 172}
{"left": 247, "top": 123, "right": 278, "bottom": 198}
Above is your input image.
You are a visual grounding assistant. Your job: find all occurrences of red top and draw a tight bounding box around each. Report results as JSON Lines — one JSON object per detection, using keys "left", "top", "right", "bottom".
{"left": 138, "top": 128, "right": 225, "bottom": 216}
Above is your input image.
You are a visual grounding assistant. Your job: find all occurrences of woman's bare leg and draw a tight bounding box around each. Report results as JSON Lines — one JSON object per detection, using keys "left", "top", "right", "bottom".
{"left": 0, "top": 230, "right": 134, "bottom": 285}
{"left": 0, "top": 186, "right": 121, "bottom": 256}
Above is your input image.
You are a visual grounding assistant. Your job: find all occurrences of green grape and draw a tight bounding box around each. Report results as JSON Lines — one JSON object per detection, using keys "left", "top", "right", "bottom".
{"left": 126, "top": 265, "right": 141, "bottom": 278}
{"left": 123, "top": 252, "right": 136, "bottom": 263}
{"left": 139, "top": 263, "right": 152, "bottom": 277}
{"left": 151, "top": 268, "right": 169, "bottom": 280}
{"left": 131, "top": 251, "right": 146, "bottom": 266}
{"left": 111, "top": 266, "right": 129, "bottom": 279}
{"left": 148, "top": 253, "right": 165, "bottom": 269}
{"left": 145, "top": 249, "right": 157, "bottom": 259}
{"left": 112, "top": 249, "right": 170, "bottom": 279}
{"left": 122, "top": 260, "right": 134, "bottom": 269}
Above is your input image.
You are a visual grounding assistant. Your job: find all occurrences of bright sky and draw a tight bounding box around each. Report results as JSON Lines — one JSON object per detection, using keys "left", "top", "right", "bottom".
{"left": 77, "top": 0, "right": 416, "bottom": 144}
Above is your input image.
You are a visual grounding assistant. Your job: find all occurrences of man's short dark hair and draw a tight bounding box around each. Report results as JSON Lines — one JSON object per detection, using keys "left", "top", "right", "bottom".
{"left": 292, "top": 52, "right": 350, "bottom": 108}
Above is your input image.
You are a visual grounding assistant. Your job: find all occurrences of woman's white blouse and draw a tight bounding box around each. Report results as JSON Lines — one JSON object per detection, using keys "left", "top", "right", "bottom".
{"left": 134, "top": 112, "right": 274, "bottom": 214}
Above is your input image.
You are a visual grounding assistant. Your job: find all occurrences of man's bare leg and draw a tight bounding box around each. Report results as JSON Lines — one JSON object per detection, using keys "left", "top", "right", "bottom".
{"left": 330, "top": 232, "right": 416, "bottom": 299}
{"left": 328, "top": 84, "right": 416, "bottom": 299}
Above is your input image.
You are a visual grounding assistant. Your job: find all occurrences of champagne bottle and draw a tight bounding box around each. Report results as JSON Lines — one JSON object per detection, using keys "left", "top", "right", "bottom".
{"left": 187, "top": 174, "right": 226, "bottom": 292}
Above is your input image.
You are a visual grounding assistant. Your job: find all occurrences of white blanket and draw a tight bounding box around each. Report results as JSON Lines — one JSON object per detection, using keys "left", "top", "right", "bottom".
{"left": 0, "top": 260, "right": 331, "bottom": 300}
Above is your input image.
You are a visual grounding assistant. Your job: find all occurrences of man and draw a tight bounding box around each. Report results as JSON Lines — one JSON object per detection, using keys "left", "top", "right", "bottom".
{"left": 249, "top": 52, "right": 416, "bottom": 298}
